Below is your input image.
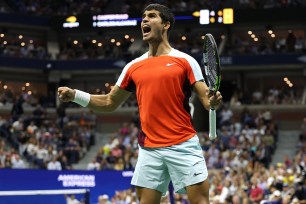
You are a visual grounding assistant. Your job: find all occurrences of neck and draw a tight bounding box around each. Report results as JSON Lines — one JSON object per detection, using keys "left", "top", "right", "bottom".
{"left": 148, "top": 40, "right": 172, "bottom": 57}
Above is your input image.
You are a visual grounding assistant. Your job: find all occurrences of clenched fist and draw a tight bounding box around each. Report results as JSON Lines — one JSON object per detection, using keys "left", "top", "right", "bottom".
{"left": 208, "top": 91, "right": 222, "bottom": 108}
{"left": 58, "top": 87, "right": 76, "bottom": 102}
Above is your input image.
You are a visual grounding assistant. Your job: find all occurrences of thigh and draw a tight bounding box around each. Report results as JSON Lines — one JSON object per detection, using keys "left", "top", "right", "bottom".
{"left": 164, "top": 136, "right": 208, "bottom": 194}
{"left": 186, "top": 179, "right": 210, "bottom": 204}
{"left": 131, "top": 146, "right": 171, "bottom": 195}
{"left": 135, "top": 186, "right": 162, "bottom": 204}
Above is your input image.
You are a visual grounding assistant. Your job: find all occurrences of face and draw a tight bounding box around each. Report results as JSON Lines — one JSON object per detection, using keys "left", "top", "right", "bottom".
{"left": 141, "top": 9, "right": 168, "bottom": 42}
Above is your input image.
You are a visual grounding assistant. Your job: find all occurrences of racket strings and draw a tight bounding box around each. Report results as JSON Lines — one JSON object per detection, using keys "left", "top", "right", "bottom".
{"left": 206, "top": 40, "right": 217, "bottom": 86}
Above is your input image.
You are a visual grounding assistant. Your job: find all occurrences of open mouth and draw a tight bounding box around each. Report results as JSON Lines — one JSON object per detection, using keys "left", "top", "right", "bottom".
{"left": 142, "top": 25, "right": 151, "bottom": 35}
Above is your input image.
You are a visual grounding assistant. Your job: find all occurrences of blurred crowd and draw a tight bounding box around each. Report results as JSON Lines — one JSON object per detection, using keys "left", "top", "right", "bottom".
{"left": 57, "top": 36, "right": 133, "bottom": 60}
{"left": 0, "top": 31, "right": 305, "bottom": 61}
{"left": 227, "top": 30, "right": 306, "bottom": 55}
{"left": 0, "top": 85, "right": 53, "bottom": 108}
{"left": 0, "top": 34, "right": 49, "bottom": 59}
{"left": 1, "top": 91, "right": 305, "bottom": 203}
{"left": 2, "top": 0, "right": 111, "bottom": 16}
{"left": 1, "top": 0, "right": 305, "bottom": 16}
{"left": 0, "top": 0, "right": 305, "bottom": 61}
{"left": 0, "top": 81, "right": 304, "bottom": 111}
{"left": 0, "top": 99, "right": 96, "bottom": 169}
{"left": 230, "top": 86, "right": 304, "bottom": 106}
{"left": 65, "top": 29, "right": 306, "bottom": 59}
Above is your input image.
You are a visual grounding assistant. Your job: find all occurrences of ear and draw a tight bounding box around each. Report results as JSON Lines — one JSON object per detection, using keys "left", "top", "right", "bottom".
{"left": 163, "top": 21, "right": 170, "bottom": 30}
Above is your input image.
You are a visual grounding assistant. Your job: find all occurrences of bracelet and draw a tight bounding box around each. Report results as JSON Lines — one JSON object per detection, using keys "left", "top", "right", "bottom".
{"left": 73, "top": 89, "right": 90, "bottom": 107}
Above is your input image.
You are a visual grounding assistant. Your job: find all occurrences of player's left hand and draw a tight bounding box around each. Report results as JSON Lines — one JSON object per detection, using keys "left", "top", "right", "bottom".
{"left": 209, "top": 91, "right": 222, "bottom": 108}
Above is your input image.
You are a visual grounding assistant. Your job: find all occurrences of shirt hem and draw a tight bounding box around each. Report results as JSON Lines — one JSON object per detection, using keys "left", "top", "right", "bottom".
{"left": 142, "top": 133, "right": 196, "bottom": 148}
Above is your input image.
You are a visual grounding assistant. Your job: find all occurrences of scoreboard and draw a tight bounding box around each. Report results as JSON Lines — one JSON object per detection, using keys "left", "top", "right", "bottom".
{"left": 55, "top": 9, "right": 234, "bottom": 31}
{"left": 199, "top": 8, "right": 234, "bottom": 25}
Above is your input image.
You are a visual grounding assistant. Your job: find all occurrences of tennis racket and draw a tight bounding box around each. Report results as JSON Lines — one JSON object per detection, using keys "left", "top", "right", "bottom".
{"left": 203, "top": 33, "right": 221, "bottom": 140}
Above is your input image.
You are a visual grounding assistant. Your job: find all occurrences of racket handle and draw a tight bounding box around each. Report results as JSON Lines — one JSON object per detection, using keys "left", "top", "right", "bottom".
{"left": 209, "top": 108, "right": 217, "bottom": 140}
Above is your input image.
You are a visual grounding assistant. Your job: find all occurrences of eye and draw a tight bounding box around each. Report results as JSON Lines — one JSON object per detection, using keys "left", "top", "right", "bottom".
{"left": 149, "top": 13, "right": 156, "bottom": 18}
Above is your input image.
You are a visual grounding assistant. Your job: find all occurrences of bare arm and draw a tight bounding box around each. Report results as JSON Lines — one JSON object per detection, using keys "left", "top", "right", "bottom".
{"left": 193, "top": 81, "right": 222, "bottom": 111}
{"left": 58, "top": 85, "right": 131, "bottom": 112}
{"left": 88, "top": 85, "right": 131, "bottom": 112}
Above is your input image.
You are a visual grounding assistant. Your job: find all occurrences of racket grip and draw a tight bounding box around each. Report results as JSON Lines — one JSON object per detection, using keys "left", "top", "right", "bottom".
{"left": 209, "top": 109, "right": 217, "bottom": 140}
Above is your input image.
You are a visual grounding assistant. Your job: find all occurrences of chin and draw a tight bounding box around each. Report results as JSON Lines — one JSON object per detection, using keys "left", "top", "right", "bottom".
{"left": 142, "top": 36, "right": 150, "bottom": 42}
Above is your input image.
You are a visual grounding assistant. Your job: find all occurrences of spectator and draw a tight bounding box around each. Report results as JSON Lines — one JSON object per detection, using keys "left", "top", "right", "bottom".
{"left": 293, "top": 181, "right": 306, "bottom": 201}
{"left": 26, "top": 121, "right": 38, "bottom": 136}
{"left": 286, "top": 30, "right": 297, "bottom": 52}
{"left": 47, "top": 157, "right": 62, "bottom": 170}
{"left": 241, "top": 107, "right": 255, "bottom": 127}
{"left": 32, "top": 104, "right": 46, "bottom": 127}
{"left": 262, "top": 109, "right": 272, "bottom": 125}
{"left": 219, "top": 179, "right": 231, "bottom": 203}
{"left": 97, "top": 194, "right": 111, "bottom": 204}
{"left": 261, "top": 190, "right": 282, "bottom": 204}
{"left": 113, "top": 158, "right": 124, "bottom": 170}
{"left": 249, "top": 177, "right": 265, "bottom": 204}
{"left": 11, "top": 96, "right": 24, "bottom": 121}
{"left": 299, "top": 117, "right": 306, "bottom": 144}
{"left": 11, "top": 154, "right": 26, "bottom": 169}
{"left": 252, "top": 88, "right": 263, "bottom": 104}
{"left": 59, "top": 153, "right": 72, "bottom": 170}
{"left": 219, "top": 103, "right": 233, "bottom": 127}
{"left": 57, "top": 103, "right": 67, "bottom": 128}
{"left": 65, "top": 194, "right": 80, "bottom": 204}
{"left": 0, "top": 116, "right": 10, "bottom": 139}
{"left": 35, "top": 143, "right": 48, "bottom": 168}
{"left": 87, "top": 159, "right": 100, "bottom": 170}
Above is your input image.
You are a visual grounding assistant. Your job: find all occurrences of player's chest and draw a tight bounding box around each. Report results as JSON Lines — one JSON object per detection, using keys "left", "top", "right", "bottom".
{"left": 131, "top": 58, "right": 186, "bottom": 82}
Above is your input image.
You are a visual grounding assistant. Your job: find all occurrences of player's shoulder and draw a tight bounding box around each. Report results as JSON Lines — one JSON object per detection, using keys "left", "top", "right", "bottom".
{"left": 126, "top": 52, "right": 148, "bottom": 67}
{"left": 170, "top": 48, "right": 192, "bottom": 58}
{"left": 170, "top": 48, "right": 200, "bottom": 66}
{"left": 121, "top": 52, "right": 148, "bottom": 73}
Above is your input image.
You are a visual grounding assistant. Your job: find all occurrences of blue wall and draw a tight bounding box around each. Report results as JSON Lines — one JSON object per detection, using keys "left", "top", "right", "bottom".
{"left": 0, "top": 169, "right": 133, "bottom": 204}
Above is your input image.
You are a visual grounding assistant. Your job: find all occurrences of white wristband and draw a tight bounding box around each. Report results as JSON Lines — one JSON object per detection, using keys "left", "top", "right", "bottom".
{"left": 73, "top": 89, "right": 90, "bottom": 107}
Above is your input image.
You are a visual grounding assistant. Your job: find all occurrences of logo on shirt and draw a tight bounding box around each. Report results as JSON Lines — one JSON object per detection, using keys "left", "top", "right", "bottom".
{"left": 166, "top": 63, "right": 177, "bottom": 67}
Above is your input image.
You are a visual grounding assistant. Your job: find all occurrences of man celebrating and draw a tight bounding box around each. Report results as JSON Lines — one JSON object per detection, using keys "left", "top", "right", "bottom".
{"left": 58, "top": 4, "right": 222, "bottom": 204}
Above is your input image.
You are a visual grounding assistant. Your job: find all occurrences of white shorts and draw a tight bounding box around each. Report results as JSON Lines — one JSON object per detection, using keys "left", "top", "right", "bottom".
{"left": 131, "top": 135, "right": 208, "bottom": 195}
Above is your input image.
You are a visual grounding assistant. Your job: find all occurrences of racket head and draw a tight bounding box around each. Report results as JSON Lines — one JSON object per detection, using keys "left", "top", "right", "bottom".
{"left": 203, "top": 33, "right": 221, "bottom": 94}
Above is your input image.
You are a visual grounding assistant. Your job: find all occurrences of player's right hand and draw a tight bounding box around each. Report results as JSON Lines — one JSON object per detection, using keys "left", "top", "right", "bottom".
{"left": 58, "top": 87, "right": 76, "bottom": 102}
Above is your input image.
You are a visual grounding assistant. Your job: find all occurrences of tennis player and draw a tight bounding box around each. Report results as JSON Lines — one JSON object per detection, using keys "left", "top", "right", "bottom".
{"left": 58, "top": 4, "right": 222, "bottom": 204}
